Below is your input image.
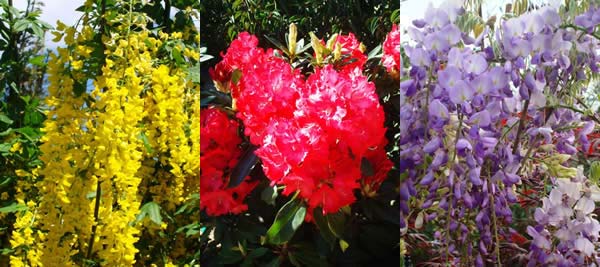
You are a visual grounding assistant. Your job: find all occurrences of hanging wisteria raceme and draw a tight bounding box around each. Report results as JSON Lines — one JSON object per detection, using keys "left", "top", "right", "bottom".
{"left": 401, "top": 2, "right": 600, "bottom": 265}
{"left": 210, "top": 31, "right": 392, "bottom": 220}
{"left": 528, "top": 166, "right": 600, "bottom": 266}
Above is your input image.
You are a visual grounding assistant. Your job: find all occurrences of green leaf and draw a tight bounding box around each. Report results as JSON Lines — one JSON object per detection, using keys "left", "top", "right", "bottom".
{"left": 313, "top": 208, "right": 336, "bottom": 246}
{"left": 28, "top": 55, "right": 46, "bottom": 67}
{"left": 30, "top": 23, "right": 43, "bottom": 38}
{"left": 200, "top": 95, "right": 215, "bottom": 107}
{"left": 261, "top": 185, "right": 278, "bottom": 205}
{"left": 15, "top": 127, "right": 40, "bottom": 140}
{"left": 0, "top": 175, "right": 14, "bottom": 188}
{"left": 339, "top": 239, "right": 349, "bottom": 252}
{"left": 0, "top": 114, "right": 13, "bottom": 125}
{"left": 265, "top": 258, "right": 280, "bottom": 267}
{"left": 0, "top": 143, "right": 11, "bottom": 153}
{"left": 200, "top": 54, "right": 214, "bottom": 62}
{"left": 73, "top": 80, "right": 86, "bottom": 97}
{"left": 228, "top": 145, "right": 258, "bottom": 188}
{"left": 590, "top": 161, "right": 600, "bottom": 184}
{"left": 138, "top": 202, "right": 162, "bottom": 225}
{"left": 171, "top": 47, "right": 184, "bottom": 65}
{"left": 247, "top": 247, "right": 268, "bottom": 259}
{"left": 137, "top": 132, "right": 154, "bottom": 153}
{"left": 231, "top": 69, "right": 242, "bottom": 84}
{"left": 360, "top": 157, "right": 375, "bottom": 177}
{"left": 13, "top": 19, "right": 29, "bottom": 32}
{"left": 188, "top": 63, "right": 200, "bottom": 83}
{"left": 367, "top": 44, "right": 382, "bottom": 60}
{"left": 219, "top": 248, "right": 244, "bottom": 264}
{"left": 0, "top": 202, "right": 27, "bottom": 213}
{"left": 265, "top": 197, "right": 306, "bottom": 245}
{"left": 0, "top": 248, "right": 14, "bottom": 255}
{"left": 326, "top": 210, "right": 346, "bottom": 238}
{"left": 288, "top": 243, "right": 329, "bottom": 267}
{"left": 85, "top": 191, "right": 97, "bottom": 199}
{"left": 264, "top": 34, "right": 289, "bottom": 54}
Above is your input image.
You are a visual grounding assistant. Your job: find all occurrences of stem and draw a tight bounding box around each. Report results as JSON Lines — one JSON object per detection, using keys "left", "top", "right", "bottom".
{"left": 560, "top": 24, "right": 600, "bottom": 40}
{"left": 163, "top": 0, "right": 171, "bottom": 33}
{"left": 512, "top": 98, "right": 530, "bottom": 155}
{"left": 87, "top": 0, "right": 107, "bottom": 260}
{"left": 488, "top": 166, "right": 501, "bottom": 267}
{"left": 575, "top": 97, "right": 600, "bottom": 125}
{"left": 87, "top": 180, "right": 102, "bottom": 259}
{"left": 445, "top": 105, "right": 463, "bottom": 265}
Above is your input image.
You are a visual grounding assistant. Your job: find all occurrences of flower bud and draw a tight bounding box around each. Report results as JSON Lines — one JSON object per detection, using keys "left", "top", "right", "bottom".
{"left": 288, "top": 23, "right": 297, "bottom": 56}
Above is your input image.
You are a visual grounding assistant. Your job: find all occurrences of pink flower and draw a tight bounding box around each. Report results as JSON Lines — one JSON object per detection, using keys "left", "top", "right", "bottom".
{"left": 382, "top": 24, "right": 400, "bottom": 74}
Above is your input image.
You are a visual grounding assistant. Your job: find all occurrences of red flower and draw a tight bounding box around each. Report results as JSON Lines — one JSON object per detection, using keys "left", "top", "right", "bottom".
{"left": 332, "top": 33, "right": 367, "bottom": 73}
{"left": 382, "top": 24, "right": 400, "bottom": 74}
{"left": 200, "top": 107, "right": 257, "bottom": 216}
{"left": 210, "top": 32, "right": 391, "bottom": 218}
{"left": 235, "top": 54, "right": 304, "bottom": 145}
{"left": 360, "top": 141, "right": 394, "bottom": 197}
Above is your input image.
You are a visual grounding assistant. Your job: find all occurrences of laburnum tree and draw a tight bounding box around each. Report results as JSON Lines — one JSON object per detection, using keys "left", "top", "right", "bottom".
{"left": 200, "top": 16, "right": 400, "bottom": 267}
{"left": 6, "top": 0, "right": 200, "bottom": 266}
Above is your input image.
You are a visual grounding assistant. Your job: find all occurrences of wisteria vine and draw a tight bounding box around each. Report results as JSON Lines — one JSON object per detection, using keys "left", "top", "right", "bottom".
{"left": 401, "top": 3, "right": 600, "bottom": 266}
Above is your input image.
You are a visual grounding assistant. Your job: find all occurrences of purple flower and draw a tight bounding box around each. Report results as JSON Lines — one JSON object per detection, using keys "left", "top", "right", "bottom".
{"left": 440, "top": 24, "right": 462, "bottom": 46}
{"left": 438, "top": 66, "right": 462, "bottom": 89}
{"left": 464, "top": 53, "right": 488, "bottom": 75}
{"left": 406, "top": 47, "right": 431, "bottom": 67}
{"left": 424, "top": 32, "right": 449, "bottom": 52}
{"left": 469, "top": 110, "right": 491, "bottom": 127}
{"left": 471, "top": 74, "right": 493, "bottom": 95}
{"left": 429, "top": 99, "right": 449, "bottom": 119}
{"left": 424, "top": 5, "right": 450, "bottom": 28}
{"left": 469, "top": 167, "right": 482, "bottom": 185}
{"left": 448, "top": 80, "right": 473, "bottom": 104}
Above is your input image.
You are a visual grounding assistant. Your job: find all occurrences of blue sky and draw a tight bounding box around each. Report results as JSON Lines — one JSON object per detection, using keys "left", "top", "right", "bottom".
{"left": 13, "top": 1, "right": 198, "bottom": 50}
{"left": 14, "top": 1, "right": 84, "bottom": 49}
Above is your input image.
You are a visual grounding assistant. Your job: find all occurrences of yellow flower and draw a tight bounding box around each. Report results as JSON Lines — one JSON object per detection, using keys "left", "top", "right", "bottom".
{"left": 71, "top": 60, "right": 83, "bottom": 70}
{"left": 10, "top": 142, "right": 22, "bottom": 153}
{"left": 14, "top": 170, "right": 28, "bottom": 177}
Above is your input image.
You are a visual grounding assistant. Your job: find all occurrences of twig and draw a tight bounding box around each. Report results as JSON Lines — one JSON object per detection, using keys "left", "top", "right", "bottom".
{"left": 512, "top": 99, "right": 530, "bottom": 155}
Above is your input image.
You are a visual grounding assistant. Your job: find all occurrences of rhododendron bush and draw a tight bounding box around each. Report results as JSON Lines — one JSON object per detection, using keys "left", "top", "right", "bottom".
{"left": 401, "top": 1, "right": 600, "bottom": 266}
{"left": 200, "top": 21, "right": 400, "bottom": 266}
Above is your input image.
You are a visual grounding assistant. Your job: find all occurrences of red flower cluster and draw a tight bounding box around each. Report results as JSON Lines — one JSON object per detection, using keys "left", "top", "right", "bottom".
{"left": 382, "top": 24, "right": 400, "bottom": 74}
{"left": 200, "top": 107, "right": 257, "bottom": 216}
{"left": 331, "top": 33, "right": 367, "bottom": 73}
{"left": 210, "top": 32, "right": 392, "bottom": 219}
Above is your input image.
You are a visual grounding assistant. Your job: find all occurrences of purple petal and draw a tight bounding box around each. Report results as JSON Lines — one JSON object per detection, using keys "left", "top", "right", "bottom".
{"left": 429, "top": 99, "right": 449, "bottom": 119}
{"left": 469, "top": 167, "right": 483, "bottom": 185}
{"left": 423, "top": 137, "right": 441, "bottom": 153}
{"left": 464, "top": 54, "right": 488, "bottom": 75}
{"left": 449, "top": 80, "right": 473, "bottom": 104}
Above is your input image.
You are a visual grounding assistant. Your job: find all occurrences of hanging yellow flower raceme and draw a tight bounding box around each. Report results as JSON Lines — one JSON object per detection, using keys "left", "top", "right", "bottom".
{"left": 9, "top": 1, "right": 200, "bottom": 265}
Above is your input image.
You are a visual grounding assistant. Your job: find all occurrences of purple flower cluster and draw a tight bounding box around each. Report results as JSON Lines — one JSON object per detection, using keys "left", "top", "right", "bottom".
{"left": 400, "top": 2, "right": 600, "bottom": 265}
{"left": 528, "top": 167, "right": 600, "bottom": 266}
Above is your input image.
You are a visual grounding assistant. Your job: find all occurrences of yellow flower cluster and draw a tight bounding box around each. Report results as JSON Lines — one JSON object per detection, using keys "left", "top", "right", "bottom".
{"left": 9, "top": 1, "right": 200, "bottom": 266}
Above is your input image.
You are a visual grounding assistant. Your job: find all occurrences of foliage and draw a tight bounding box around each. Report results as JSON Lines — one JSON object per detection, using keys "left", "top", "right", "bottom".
{"left": 0, "top": 0, "right": 49, "bottom": 265}
{"left": 200, "top": 0, "right": 399, "bottom": 67}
